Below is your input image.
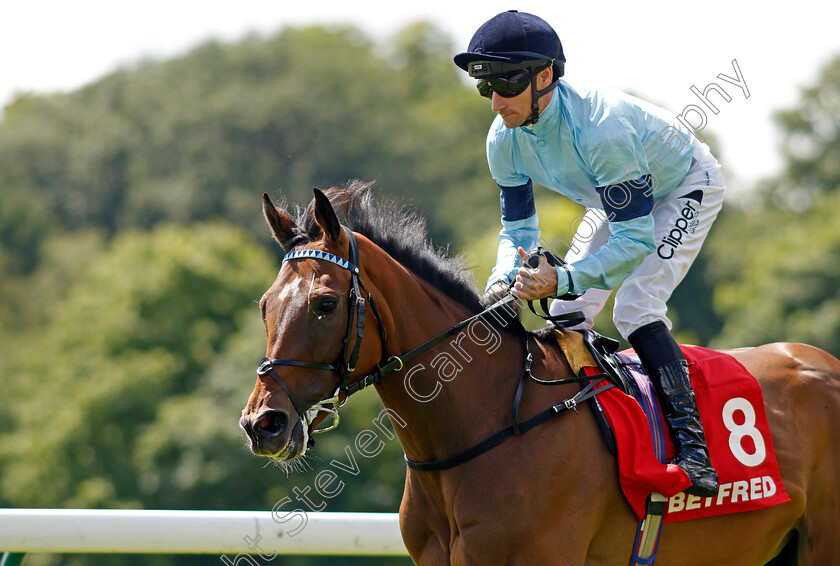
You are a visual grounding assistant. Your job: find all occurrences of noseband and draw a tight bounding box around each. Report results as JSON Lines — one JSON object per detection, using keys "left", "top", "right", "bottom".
{"left": 257, "top": 227, "right": 387, "bottom": 431}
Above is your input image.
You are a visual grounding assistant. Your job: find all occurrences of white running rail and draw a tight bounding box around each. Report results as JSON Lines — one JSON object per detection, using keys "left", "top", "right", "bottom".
{"left": 0, "top": 509, "right": 408, "bottom": 556}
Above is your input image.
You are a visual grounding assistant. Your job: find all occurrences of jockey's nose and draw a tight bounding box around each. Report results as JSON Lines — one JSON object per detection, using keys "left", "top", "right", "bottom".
{"left": 490, "top": 91, "right": 507, "bottom": 112}
{"left": 240, "top": 410, "right": 289, "bottom": 447}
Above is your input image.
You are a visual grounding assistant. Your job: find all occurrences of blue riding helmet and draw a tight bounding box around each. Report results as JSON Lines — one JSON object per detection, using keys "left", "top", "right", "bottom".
{"left": 454, "top": 10, "right": 565, "bottom": 125}
{"left": 454, "top": 10, "right": 565, "bottom": 73}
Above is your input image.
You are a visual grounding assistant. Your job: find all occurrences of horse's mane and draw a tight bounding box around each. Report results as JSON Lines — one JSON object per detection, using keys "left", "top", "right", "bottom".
{"left": 281, "top": 181, "right": 525, "bottom": 333}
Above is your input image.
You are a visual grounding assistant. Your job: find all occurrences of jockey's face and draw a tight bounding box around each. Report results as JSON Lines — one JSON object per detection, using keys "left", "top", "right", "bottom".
{"left": 490, "top": 66, "right": 554, "bottom": 128}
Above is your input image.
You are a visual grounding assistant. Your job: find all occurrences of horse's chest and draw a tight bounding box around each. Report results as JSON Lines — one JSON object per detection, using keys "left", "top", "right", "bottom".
{"left": 400, "top": 488, "right": 531, "bottom": 565}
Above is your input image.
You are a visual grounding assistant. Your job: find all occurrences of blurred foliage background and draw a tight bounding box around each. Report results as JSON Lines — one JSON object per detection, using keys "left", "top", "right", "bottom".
{"left": 1, "top": 21, "right": 839, "bottom": 566}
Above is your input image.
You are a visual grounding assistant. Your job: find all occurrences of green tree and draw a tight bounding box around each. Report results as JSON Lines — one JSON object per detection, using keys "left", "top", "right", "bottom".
{"left": 0, "top": 219, "right": 413, "bottom": 566}
{"left": 0, "top": 223, "right": 276, "bottom": 510}
{"left": 766, "top": 56, "right": 840, "bottom": 209}
{"left": 0, "top": 22, "right": 487, "bottom": 565}
{"left": 0, "top": 23, "right": 489, "bottom": 246}
{"left": 705, "top": 53, "right": 840, "bottom": 354}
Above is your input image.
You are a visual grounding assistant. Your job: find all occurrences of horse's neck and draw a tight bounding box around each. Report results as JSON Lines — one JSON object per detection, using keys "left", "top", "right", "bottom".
{"left": 364, "top": 260, "right": 530, "bottom": 465}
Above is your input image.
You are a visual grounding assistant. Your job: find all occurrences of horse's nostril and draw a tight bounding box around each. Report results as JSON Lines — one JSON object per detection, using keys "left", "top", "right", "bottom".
{"left": 258, "top": 411, "right": 289, "bottom": 437}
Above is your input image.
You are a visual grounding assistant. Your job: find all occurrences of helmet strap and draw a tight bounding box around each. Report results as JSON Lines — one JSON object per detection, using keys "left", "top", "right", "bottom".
{"left": 521, "top": 66, "right": 558, "bottom": 127}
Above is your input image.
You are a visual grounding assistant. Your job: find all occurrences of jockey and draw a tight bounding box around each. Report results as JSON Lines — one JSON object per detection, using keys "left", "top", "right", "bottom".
{"left": 455, "top": 10, "right": 724, "bottom": 497}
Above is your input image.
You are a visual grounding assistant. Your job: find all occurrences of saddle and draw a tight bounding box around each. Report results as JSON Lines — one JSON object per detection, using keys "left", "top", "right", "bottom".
{"left": 552, "top": 326, "right": 790, "bottom": 565}
{"left": 553, "top": 327, "right": 790, "bottom": 525}
{"left": 553, "top": 327, "right": 645, "bottom": 457}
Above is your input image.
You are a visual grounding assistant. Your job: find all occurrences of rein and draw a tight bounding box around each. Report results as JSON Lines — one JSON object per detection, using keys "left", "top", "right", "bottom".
{"left": 258, "top": 227, "right": 614, "bottom": 468}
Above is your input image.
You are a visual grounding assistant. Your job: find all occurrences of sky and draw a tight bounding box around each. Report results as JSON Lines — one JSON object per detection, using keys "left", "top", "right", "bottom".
{"left": 2, "top": 0, "right": 840, "bottom": 191}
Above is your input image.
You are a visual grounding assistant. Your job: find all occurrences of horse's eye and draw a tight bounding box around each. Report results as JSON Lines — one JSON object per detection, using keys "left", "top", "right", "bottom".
{"left": 316, "top": 297, "right": 338, "bottom": 316}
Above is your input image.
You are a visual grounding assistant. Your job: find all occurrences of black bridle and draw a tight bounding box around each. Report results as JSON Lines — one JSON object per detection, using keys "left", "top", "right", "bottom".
{"left": 257, "top": 226, "right": 613, "bottom": 467}
{"left": 257, "top": 226, "right": 387, "bottom": 426}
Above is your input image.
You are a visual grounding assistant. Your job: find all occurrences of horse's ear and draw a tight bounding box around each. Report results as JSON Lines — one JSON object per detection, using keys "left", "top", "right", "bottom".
{"left": 313, "top": 188, "right": 343, "bottom": 244}
{"left": 262, "top": 193, "right": 298, "bottom": 252}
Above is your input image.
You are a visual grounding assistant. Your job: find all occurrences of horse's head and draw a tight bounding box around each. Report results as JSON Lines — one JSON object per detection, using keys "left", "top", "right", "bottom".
{"left": 240, "top": 189, "right": 372, "bottom": 462}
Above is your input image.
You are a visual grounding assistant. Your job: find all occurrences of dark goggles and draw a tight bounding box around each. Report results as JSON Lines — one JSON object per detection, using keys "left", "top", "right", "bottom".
{"left": 476, "top": 69, "right": 533, "bottom": 99}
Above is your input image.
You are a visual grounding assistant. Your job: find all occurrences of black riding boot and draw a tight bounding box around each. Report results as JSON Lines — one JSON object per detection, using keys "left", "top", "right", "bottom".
{"left": 628, "top": 321, "right": 719, "bottom": 497}
{"left": 656, "top": 360, "right": 719, "bottom": 497}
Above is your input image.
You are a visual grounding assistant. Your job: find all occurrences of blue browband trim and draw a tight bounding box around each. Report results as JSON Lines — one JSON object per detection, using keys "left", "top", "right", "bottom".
{"left": 283, "top": 249, "right": 358, "bottom": 273}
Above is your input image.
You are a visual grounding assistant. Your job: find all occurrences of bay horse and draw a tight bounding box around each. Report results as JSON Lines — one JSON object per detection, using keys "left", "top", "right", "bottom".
{"left": 240, "top": 181, "right": 840, "bottom": 565}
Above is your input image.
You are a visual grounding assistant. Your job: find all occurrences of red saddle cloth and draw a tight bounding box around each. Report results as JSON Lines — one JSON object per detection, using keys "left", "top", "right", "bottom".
{"left": 593, "top": 345, "right": 790, "bottom": 523}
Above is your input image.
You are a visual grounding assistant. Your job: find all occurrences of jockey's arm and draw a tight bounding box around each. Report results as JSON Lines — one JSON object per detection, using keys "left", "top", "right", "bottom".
{"left": 565, "top": 214, "right": 655, "bottom": 291}
{"left": 509, "top": 176, "right": 657, "bottom": 300}
{"left": 567, "top": 175, "right": 657, "bottom": 291}
{"left": 485, "top": 180, "right": 540, "bottom": 290}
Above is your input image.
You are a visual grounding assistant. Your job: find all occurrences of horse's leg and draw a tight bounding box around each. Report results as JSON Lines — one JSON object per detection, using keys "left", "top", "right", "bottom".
{"left": 445, "top": 414, "right": 634, "bottom": 566}
{"left": 762, "top": 530, "right": 798, "bottom": 566}
{"left": 734, "top": 344, "right": 840, "bottom": 566}
{"left": 399, "top": 480, "right": 451, "bottom": 566}
{"left": 793, "top": 480, "right": 840, "bottom": 565}
{"left": 788, "top": 348, "right": 840, "bottom": 566}
{"left": 797, "top": 454, "right": 840, "bottom": 565}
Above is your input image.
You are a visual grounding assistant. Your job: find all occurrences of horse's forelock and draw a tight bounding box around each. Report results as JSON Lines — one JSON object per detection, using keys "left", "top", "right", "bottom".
{"left": 288, "top": 180, "right": 372, "bottom": 245}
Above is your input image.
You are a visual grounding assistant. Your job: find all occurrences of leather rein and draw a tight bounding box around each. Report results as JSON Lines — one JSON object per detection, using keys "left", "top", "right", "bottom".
{"left": 257, "top": 227, "right": 613, "bottom": 470}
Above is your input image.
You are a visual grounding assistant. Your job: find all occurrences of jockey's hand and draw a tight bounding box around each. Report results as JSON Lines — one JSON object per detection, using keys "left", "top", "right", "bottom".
{"left": 481, "top": 280, "right": 522, "bottom": 318}
{"left": 511, "top": 247, "right": 558, "bottom": 301}
{"left": 481, "top": 280, "right": 511, "bottom": 307}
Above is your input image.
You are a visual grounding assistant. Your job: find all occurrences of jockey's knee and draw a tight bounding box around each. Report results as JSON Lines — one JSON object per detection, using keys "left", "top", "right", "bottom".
{"left": 613, "top": 300, "right": 671, "bottom": 341}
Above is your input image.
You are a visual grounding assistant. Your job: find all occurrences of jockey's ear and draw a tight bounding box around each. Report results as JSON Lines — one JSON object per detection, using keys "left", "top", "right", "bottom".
{"left": 262, "top": 193, "right": 298, "bottom": 252}
{"left": 536, "top": 65, "right": 553, "bottom": 90}
{"left": 313, "top": 187, "right": 343, "bottom": 244}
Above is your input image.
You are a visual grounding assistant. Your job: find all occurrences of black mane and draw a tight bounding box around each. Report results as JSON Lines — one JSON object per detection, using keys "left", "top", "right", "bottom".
{"left": 276, "top": 180, "right": 531, "bottom": 337}
{"left": 284, "top": 180, "right": 484, "bottom": 312}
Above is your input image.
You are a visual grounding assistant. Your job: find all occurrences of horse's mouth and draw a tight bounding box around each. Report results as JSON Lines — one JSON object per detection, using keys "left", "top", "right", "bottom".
{"left": 253, "top": 419, "right": 311, "bottom": 462}
{"left": 245, "top": 399, "right": 339, "bottom": 462}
